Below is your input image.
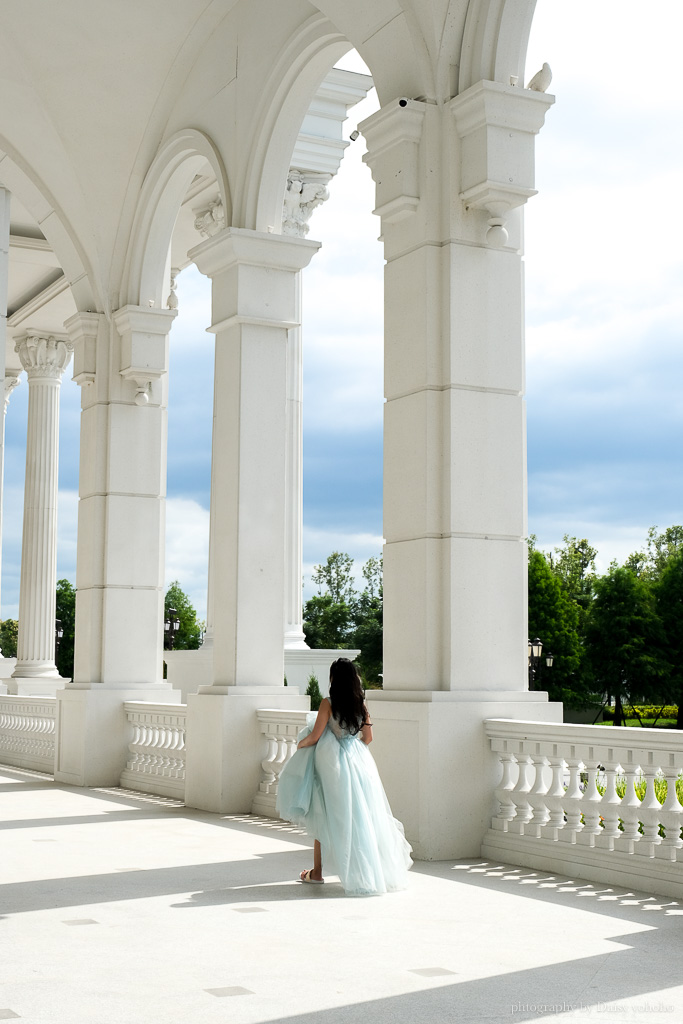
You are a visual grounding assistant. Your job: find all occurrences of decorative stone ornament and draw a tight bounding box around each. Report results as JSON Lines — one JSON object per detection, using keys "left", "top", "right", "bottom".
{"left": 193, "top": 196, "right": 225, "bottom": 238}
{"left": 167, "top": 268, "right": 180, "bottom": 310}
{"left": 15, "top": 334, "right": 73, "bottom": 379}
{"left": 3, "top": 373, "right": 20, "bottom": 414}
{"left": 282, "top": 171, "right": 331, "bottom": 237}
{"left": 360, "top": 98, "right": 427, "bottom": 223}
{"left": 450, "top": 80, "right": 555, "bottom": 246}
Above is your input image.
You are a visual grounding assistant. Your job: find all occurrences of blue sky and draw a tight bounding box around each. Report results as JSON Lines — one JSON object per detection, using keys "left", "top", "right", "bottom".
{"left": 2, "top": 0, "right": 682, "bottom": 624}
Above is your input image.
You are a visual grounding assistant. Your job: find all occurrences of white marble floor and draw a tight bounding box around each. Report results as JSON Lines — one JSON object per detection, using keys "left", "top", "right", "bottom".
{"left": 1, "top": 765, "right": 682, "bottom": 1024}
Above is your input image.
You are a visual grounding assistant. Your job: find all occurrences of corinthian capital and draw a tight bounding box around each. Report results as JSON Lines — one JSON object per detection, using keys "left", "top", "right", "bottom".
{"left": 15, "top": 334, "right": 74, "bottom": 380}
{"left": 282, "top": 171, "right": 331, "bottom": 237}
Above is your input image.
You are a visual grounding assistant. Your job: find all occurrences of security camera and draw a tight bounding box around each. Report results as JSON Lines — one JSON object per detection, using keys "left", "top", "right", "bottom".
{"left": 398, "top": 98, "right": 408, "bottom": 107}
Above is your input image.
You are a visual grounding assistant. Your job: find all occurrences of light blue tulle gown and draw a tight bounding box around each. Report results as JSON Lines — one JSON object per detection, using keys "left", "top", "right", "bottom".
{"left": 276, "top": 711, "right": 413, "bottom": 895}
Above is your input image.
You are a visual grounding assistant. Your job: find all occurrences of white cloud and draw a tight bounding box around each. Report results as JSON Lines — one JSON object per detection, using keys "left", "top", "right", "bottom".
{"left": 303, "top": 525, "right": 383, "bottom": 600}
{"left": 165, "top": 497, "right": 209, "bottom": 622}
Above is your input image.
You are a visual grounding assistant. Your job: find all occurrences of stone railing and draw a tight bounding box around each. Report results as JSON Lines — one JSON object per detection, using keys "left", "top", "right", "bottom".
{"left": 483, "top": 719, "right": 683, "bottom": 899}
{"left": 252, "top": 708, "right": 310, "bottom": 817}
{"left": 120, "top": 702, "right": 187, "bottom": 800}
{"left": 0, "top": 695, "right": 56, "bottom": 774}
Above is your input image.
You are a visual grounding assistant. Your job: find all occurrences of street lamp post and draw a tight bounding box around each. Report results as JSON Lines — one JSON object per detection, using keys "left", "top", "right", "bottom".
{"left": 528, "top": 637, "right": 554, "bottom": 689}
{"left": 164, "top": 608, "right": 180, "bottom": 651}
{"left": 54, "top": 619, "right": 63, "bottom": 662}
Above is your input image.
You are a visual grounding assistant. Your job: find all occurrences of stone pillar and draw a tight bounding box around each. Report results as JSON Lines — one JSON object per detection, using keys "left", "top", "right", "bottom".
{"left": 183, "top": 228, "right": 316, "bottom": 813}
{"left": 358, "top": 85, "right": 563, "bottom": 859}
{"left": 9, "top": 334, "right": 73, "bottom": 693}
{"left": 54, "top": 307, "right": 180, "bottom": 787}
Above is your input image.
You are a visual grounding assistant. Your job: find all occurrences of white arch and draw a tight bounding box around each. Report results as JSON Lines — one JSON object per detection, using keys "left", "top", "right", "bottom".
{"left": 239, "top": 14, "right": 351, "bottom": 233}
{"left": 0, "top": 142, "right": 99, "bottom": 313}
{"left": 459, "top": 0, "right": 537, "bottom": 93}
{"left": 121, "top": 128, "right": 230, "bottom": 308}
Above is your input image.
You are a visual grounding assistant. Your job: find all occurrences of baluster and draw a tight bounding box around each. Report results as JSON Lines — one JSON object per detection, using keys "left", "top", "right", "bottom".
{"left": 176, "top": 726, "right": 186, "bottom": 779}
{"left": 540, "top": 757, "right": 567, "bottom": 840}
{"left": 526, "top": 753, "right": 551, "bottom": 837}
{"left": 560, "top": 758, "right": 585, "bottom": 843}
{"left": 619, "top": 766, "right": 643, "bottom": 853}
{"left": 491, "top": 752, "right": 518, "bottom": 831}
{"left": 167, "top": 727, "right": 181, "bottom": 775}
{"left": 577, "top": 760, "right": 603, "bottom": 844}
{"left": 657, "top": 766, "right": 683, "bottom": 861}
{"left": 638, "top": 766, "right": 663, "bottom": 856}
{"left": 260, "top": 732, "right": 279, "bottom": 791}
{"left": 150, "top": 725, "right": 163, "bottom": 774}
{"left": 159, "top": 724, "right": 173, "bottom": 776}
{"left": 507, "top": 751, "right": 534, "bottom": 834}
{"left": 596, "top": 760, "right": 622, "bottom": 849}
{"left": 127, "top": 722, "right": 142, "bottom": 771}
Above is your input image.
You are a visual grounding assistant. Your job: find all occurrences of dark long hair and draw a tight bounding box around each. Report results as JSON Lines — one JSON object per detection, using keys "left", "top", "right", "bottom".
{"left": 329, "top": 658, "right": 366, "bottom": 735}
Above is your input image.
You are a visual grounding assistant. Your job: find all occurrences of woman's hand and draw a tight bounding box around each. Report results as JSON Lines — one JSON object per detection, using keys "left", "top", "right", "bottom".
{"left": 298, "top": 699, "right": 331, "bottom": 748}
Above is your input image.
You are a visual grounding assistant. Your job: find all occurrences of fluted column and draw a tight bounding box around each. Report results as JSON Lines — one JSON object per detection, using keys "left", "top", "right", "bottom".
{"left": 0, "top": 186, "right": 11, "bottom": 640}
{"left": 0, "top": 373, "right": 21, "bottom": 629}
{"left": 282, "top": 172, "right": 330, "bottom": 650}
{"left": 11, "top": 334, "right": 73, "bottom": 683}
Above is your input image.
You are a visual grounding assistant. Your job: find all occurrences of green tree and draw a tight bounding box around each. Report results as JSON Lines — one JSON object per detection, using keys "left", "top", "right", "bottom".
{"left": 0, "top": 619, "right": 18, "bottom": 658}
{"left": 311, "top": 552, "right": 356, "bottom": 604}
{"left": 655, "top": 550, "right": 683, "bottom": 728}
{"left": 528, "top": 549, "right": 585, "bottom": 705}
{"left": 304, "top": 552, "right": 384, "bottom": 686}
{"left": 625, "top": 525, "right": 683, "bottom": 580}
{"left": 55, "top": 578, "right": 76, "bottom": 679}
{"left": 303, "top": 593, "right": 353, "bottom": 649}
{"left": 164, "top": 581, "right": 203, "bottom": 649}
{"left": 305, "top": 674, "right": 323, "bottom": 711}
{"left": 548, "top": 534, "right": 597, "bottom": 619}
{"left": 585, "top": 566, "right": 665, "bottom": 725}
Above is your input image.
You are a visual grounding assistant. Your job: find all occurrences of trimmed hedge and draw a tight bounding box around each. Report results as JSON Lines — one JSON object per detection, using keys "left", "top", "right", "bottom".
{"left": 603, "top": 704, "right": 678, "bottom": 720}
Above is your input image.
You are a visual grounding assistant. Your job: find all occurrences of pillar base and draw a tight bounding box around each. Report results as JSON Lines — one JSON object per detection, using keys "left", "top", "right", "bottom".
{"left": 5, "top": 675, "right": 69, "bottom": 697}
{"left": 163, "top": 647, "right": 214, "bottom": 702}
{"left": 283, "top": 648, "right": 360, "bottom": 696}
{"left": 54, "top": 684, "right": 181, "bottom": 787}
{"left": 184, "top": 687, "right": 309, "bottom": 814}
{"left": 365, "top": 691, "right": 563, "bottom": 860}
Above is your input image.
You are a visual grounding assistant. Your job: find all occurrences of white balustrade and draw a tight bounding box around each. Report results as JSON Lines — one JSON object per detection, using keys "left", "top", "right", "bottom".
{"left": 0, "top": 696, "right": 56, "bottom": 773}
{"left": 120, "top": 702, "right": 187, "bottom": 800}
{"left": 484, "top": 719, "right": 683, "bottom": 900}
{"left": 253, "top": 709, "right": 311, "bottom": 817}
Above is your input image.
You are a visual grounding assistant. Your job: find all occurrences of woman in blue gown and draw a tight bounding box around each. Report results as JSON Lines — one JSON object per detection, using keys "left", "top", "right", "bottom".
{"left": 276, "top": 658, "right": 412, "bottom": 895}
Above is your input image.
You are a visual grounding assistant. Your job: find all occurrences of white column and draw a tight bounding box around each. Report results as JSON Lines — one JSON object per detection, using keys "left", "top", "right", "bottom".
{"left": 358, "top": 88, "right": 562, "bottom": 859}
{"left": 0, "top": 372, "right": 21, "bottom": 629}
{"left": 183, "top": 228, "right": 316, "bottom": 813}
{"left": 283, "top": 296, "right": 307, "bottom": 649}
{"left": 9, "top": 334, "right": 72, "bottom": 691}
{"left": 281, "top": 172, "right": 330, "bottom": 650}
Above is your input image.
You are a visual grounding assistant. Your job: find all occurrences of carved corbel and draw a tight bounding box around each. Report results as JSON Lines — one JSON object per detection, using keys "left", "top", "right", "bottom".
{"left": 450, "top": 80, "right": 555, "bottom": 246}
{"left": 64, "top": 311, "right": 102, "bottom": 387}
{"left": 113, "top": 305, "right": 177, "bottom": 406}
{"left": 359, "top": 98, "right": 426, "bottom": 224}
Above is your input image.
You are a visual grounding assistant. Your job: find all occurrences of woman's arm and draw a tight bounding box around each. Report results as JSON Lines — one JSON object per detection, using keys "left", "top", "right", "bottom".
{"left": 360, "top": 703, "right": 373, "bottom": 745}
{"left": 297, "top": 698, "right": 331, "bottom": 748}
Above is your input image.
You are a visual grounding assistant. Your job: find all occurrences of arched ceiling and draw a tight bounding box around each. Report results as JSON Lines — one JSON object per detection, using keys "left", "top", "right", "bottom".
{"left": 0, "top": 0, "right": 536, "bottom": 323}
